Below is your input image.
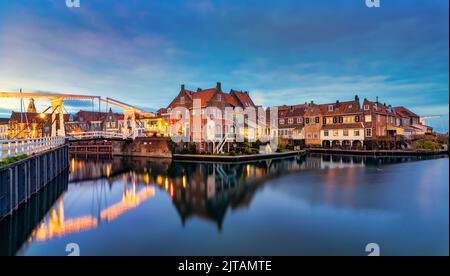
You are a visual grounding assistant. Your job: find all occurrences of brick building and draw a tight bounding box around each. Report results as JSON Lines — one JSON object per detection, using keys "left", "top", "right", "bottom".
{"left": 319, "top": 96, "right": 365, "bottom": 149}
{"left": 167, "top": 82, "right": 257, "bottom": 153}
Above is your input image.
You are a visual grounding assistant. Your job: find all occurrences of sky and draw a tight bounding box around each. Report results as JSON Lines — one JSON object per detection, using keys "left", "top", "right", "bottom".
{"left": 0, "top": 0, "right": 448, "bottom": 132}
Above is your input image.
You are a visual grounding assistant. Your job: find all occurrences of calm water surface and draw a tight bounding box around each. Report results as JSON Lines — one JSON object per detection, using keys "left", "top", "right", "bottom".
{"left": 1, "top": 154, "right": 448, "bottom": 256}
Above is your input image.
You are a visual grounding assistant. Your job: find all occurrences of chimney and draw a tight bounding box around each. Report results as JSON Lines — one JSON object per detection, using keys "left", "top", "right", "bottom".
{"left": 336, "top": 100, "right": 340, "bottom": 107}
{"left": 197, "top": 88, "right": 202, "bottom": 92}
{"left": 216, "top": 82, "right": 222, "bottom": 91}
{"left": 376, "top": 96, "right": 379, "bottom": 103}
{"left": 355, "top": 95, "right": 359, "bottom": 101}
{"left": 181, "top": 84, "right": 185, "bottom": 92}
{"left": 384, "top": 102, "right": 387, "bottom": 107}
{"left": 245, "top": 91, "right": 249, "bottom": 95}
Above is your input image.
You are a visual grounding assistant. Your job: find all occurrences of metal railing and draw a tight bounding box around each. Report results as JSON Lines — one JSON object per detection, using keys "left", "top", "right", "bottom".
{"left": 67, "top": 131, "right": 125, "bottom": 140}
{"left": 0, "top": 136, "right": 66, "bottom": 159}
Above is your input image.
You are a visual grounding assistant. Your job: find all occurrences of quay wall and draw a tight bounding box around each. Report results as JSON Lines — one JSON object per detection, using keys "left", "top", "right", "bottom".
{"left": 0, "top": 145, "right": 69, "bottom": 220}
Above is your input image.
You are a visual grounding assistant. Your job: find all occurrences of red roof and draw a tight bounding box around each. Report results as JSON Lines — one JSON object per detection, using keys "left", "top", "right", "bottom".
{"left": 231, "top": 90, "right": 255, "bottom": 108}
{"left": 394, "top": 106, "right": 419, "bottom": 118}
{"left": 192, "top": 89, "right": 217, "bottom": 107}
{"left": 224, "top": 94, "right": 239, "bottom": 107}
{"left": 320, "top": 100, "right": 361, "bottom": 115}
{"left": 363, "top": 99, "right": 396, "bottom": 115}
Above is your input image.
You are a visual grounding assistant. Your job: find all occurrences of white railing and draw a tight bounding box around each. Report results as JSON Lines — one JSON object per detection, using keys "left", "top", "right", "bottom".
{"left": 0, "top": 136, "right": 66, "bottom": 160}
{"left": 67, "top": 131, "right": 125, "bottom": 140}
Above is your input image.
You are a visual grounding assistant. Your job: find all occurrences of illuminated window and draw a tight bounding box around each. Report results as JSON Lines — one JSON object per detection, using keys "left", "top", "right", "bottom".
{"left": 333, "top": 130, "right": 339, "bottom": 137}
{"left": 325, "top": 117, "right": 333, "bottom": 124}
{"left": 343, "top": 129, "right": 349, "bottom": 136}
{"left": 365, "top": 115, "right": 372, "bottom": 122}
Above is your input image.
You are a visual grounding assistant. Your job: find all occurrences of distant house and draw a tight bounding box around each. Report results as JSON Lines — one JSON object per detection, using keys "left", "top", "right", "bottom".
{"left": 362, "top": 98, "right": 399, "bottom": 139}
{"left": 66, "top": 109, "right": 124, "bottom": 135}
{"left": 0, "top": 118, "right": 9, "bottom": 139}
{"left": 277, "top": 105, "right": 306, "bottom": 141}
{"left": 7, "top": 111, "right": 51, "bottom": 139}
{"left": 394, "top": 106, "right": 433, "bottom": 136}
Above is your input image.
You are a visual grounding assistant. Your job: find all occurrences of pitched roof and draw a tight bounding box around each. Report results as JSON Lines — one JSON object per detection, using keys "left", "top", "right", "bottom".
{"left": 9, "top": 112, "right": 49, "bottom": 123}
{"left": 191, "top": 89, "right": 217, "bottom": 107}
{"left": 279, "top": 105, "right": 306, "bottom": 117}
{"left": 75, "top": 110, "right": 124, "bottom": 122}
{"left": 394, "top": 106, "right": 419, "bottom": 118}
{"left": 223, "top": 94, "right": 239, "bottom": 107}
{"left": 363, "top": 99, "right": 396, "bottom": 115}
{"left": 320, "top": 100, "right": 361, "bottom": 115}
{"left": 231, "top": 90, "right": 255, "bottom": 108}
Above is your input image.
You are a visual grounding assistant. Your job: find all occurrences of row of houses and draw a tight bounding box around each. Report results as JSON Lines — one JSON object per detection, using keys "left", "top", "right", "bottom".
{"left": 0, "top": 83, "right": 434, "bottom": 152}
{"left": 277, "top": 96, "right": 432, "bottom": 148}
{"left": 164, "top": 83, "right": 433, "bottom": 151}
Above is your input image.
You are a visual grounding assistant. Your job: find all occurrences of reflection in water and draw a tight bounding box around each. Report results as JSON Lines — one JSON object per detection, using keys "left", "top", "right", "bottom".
{"left": 32, "top": 173, "right": 155, "bottom": 242}
{"left": 0, "top": 154, "right": 448, "bottom": 256}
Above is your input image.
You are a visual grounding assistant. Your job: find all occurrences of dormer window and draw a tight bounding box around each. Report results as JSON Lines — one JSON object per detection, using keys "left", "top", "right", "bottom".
{"left": 364, "top": 105, "right": 370, "bottom": 111}
{"left": 180, "top": 96, "right": 185, "bottom": 104}
{"left": 328, "top": 105, "right": 334, "bottom": 112}
{"left": 348, "top": 105, "right": 352, "bottom": 109}
{"left": 217, "top": 94, "right": 222, "bottom": 101}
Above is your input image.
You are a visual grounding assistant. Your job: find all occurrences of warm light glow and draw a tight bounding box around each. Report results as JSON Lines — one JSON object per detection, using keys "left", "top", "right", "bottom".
{"left": 39, "top": 113, "right": 46, "bottom": 119}
{"left": 182, "top": 175, "right": 187, "bottom": 189}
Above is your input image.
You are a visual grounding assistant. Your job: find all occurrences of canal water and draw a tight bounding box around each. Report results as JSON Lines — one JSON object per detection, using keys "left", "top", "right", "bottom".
{"left": 1, "top": 154, "right": 448, "bottom": 256}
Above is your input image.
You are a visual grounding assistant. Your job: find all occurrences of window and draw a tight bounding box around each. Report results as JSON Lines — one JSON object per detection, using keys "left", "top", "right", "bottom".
{"left": 364, "top": 105, "right": 370, "bottom": 111}
{"left": 355, "top": 116, "right": 360, "bottom": 122}
{"left": 343, "top": 116, "right": 354, "bottom": 124}
{"left": 279, "top": 119, "right": 285, "bottom": 125}
{"left": 333, "top": 130, "right": 339, "bottom": 137}
{"left": 306, "top": 118, "right": 310, "bottom": 124}
{"left": 348, "top": 104, "right": 353, "bottom": 109}
{"left": 365, "top": 115, "right": 372, "bottom": 122}
{"left": 324, "top": 130, "right": 329, "bottom": 137}
{"left": 217, "top": 94, "right": 222, "bottom": 101}
{"left": 297, "top": 117, "right": 303, "bottom": 124}
{"left": 366, "top": 128, "right": 372, "bottom": 137}
{"left": 325, "top": 117, "right": 333, "bottom": 124}
{"left": 333, "top": 117, "right": 337, "bottom": 124}
{"left": 355, "top": 130, "right": 360, "bottom": 136}
{"left": 339, "top": 117, "right": 343, "bottom": 123}
{"left": 288, "top": 118, "right": 294, "bottom": 124}
{"left": 315, "top": 117, "right": 320, "bottom": 123}
{"left": 180, "top": 96, "right": 185, "bottom": 104}
{"left": 307, "top": 133, "right": 312, "bottom": 139}
{"left": 343, "top": 129, "right": 349, "bottom": 136}
{"left": 313, "top": 133, "right": 318, "bottom": 139}
{"left": 328, "top": 105, "right": 334, "bottom": 112}
{"left": 377, "top": 115, "right": 381, "bottom": 123}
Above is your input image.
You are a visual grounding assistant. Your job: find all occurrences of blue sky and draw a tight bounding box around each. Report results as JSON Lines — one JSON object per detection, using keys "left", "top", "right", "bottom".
{"left": 0, "top": 0, "right": 448, "bottom": 132}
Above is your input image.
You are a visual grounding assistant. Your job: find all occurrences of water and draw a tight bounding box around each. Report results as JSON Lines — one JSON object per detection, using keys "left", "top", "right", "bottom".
{"left": 1, "top": 154, "right": 448, "bottom": 256}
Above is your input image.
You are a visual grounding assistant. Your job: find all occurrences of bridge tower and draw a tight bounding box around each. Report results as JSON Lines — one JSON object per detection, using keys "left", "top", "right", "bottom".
{"left": 50, "top": 98, "right": 66, "bottom": 137}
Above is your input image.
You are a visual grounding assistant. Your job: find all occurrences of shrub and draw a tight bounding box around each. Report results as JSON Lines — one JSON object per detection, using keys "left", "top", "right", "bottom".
{"left": 413, "top": 140, "right": 441, "bottom": 151}
{"left": 0, "top": 154, "right": 28, "bottom": 168}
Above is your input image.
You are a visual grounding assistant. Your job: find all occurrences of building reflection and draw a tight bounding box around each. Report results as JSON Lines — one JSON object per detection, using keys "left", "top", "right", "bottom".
{"left": 31, "top": 173, "right": 155, "bottom": 242}
{"left": 1, "top": 153, "right": 445, "bottom": 255}
{"left": 64, "top": 154, "right": 442, "bottom": 230}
